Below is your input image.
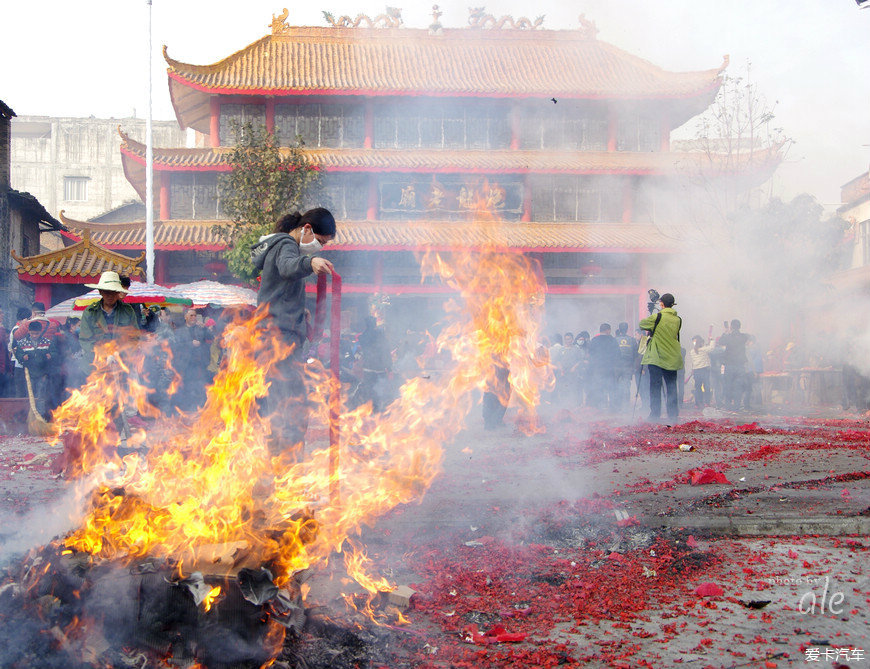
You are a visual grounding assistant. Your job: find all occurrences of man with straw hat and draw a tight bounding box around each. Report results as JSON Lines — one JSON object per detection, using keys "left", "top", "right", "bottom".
{"left": 77, "top": 271, "right": 141, "bottom": 451}
{"left": 78, "top": 271, "right": 140, "bottom": 367}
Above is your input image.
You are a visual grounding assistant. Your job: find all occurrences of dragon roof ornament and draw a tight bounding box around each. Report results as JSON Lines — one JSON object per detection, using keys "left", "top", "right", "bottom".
{"left": 270, "top": 8, "right": 291, "bottom": 35}
{"left": 322, "top": 7, "right": 403, "bottom": 28}
{"left": 467, "top": 7, "right": 544, "bottom": 30}
{"left": 577, "top": 14, "right": 598, "bottom": 39}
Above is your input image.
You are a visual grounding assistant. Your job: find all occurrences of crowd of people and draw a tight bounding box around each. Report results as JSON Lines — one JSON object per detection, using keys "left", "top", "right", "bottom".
{"left": 0, "top": 206, "right": 855, "bottom": 457}
{"left": 0, "top": 287, "right": 240, "bottom": 422}
{"left": 545, "top": 295, "right": 771, "bottom": 424}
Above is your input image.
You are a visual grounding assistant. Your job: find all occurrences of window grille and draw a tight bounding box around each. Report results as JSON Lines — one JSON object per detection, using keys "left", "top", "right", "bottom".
{"left": 63, "top": 176, "right": 89, "bottom": 201}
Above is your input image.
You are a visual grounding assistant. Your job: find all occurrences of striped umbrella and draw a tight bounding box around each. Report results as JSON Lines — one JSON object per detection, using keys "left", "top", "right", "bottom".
{"left": 45, "top": 296, "right": 81, "bottom": 319}
{"left": 170, "top": 280, "right": 258, "bottom": 308}
{"left": 73, "top": 282, "right": 193, "bottom": 310}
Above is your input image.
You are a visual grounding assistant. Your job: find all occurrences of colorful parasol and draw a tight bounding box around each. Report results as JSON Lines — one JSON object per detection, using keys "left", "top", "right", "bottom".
{"left": 45, "top": 296, "right": 82, "bottom": 319}
{"left": 170, "top": 280, "right": 258, "bottom": 308}
{"left": 73, "top": 282, "right": 193, "bottom": 310}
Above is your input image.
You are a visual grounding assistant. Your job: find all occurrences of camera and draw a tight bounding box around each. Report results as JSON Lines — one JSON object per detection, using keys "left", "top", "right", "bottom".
{"left": 646, "top": 289, "right": 661, "bottom": 315}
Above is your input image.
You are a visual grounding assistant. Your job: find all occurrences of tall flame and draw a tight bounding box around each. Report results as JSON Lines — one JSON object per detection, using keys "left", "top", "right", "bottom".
{"left": 50, "top": 214, "right": 553, "bottom": 657}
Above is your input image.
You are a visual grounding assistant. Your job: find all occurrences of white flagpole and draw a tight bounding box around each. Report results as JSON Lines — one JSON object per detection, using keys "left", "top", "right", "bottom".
{"left": 145, "top": 0, "right": 155, "bottom": 284}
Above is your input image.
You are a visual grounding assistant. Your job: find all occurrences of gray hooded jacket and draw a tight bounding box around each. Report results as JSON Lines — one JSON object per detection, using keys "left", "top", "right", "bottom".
{"left": 252, "top": 232, "right": 313, "bottom": 345}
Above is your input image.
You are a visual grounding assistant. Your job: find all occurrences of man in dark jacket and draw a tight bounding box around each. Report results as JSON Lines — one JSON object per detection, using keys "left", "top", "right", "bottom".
{"left": 13, "top": 320, "right": 57, "bottom": 417}
{"left": 718, "top": 319, "right": 750, "bottom": 410}
{"left": 172, "top": 308, "right": 212, "bottom": 411}
{"left": 252, "top": 208, "right": 336, "bottom": 458}
{"left": 587, "top": 323, "right": 620, "bottom": 410}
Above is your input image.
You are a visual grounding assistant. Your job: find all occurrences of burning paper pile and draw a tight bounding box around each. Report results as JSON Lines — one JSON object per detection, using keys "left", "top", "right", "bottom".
{"left": 1, "top": 238, "right": 554, "bottom": 667}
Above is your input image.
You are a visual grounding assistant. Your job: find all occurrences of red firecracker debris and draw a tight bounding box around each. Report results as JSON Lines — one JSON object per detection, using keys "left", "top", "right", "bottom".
{"left": 690, "top": 468, "right": 732, "bottom": 486}
{"left": 693, "top": 583, "right": 725, "bottom": 597}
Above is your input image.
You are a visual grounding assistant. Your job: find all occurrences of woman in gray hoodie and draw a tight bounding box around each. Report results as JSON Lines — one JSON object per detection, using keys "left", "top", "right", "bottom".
{"left": 251, "top": 208, "right": 336, "bottom": 458}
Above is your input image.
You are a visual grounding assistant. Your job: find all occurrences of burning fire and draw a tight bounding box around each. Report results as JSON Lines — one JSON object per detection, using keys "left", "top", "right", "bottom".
{"left": 43, "top": 213, "right": 553, "bottom": 664}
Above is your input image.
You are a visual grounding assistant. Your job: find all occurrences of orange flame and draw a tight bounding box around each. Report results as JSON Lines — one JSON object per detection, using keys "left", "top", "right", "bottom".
{"left": 50, "top": 205, "right": 553, "bottom": 663}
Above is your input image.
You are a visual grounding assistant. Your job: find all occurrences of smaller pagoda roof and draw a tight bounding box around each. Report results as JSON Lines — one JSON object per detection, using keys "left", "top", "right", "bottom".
{"left": 59, "top": 213, "right": 680, "bottom": 254}
{"left": 13, "top": 225, "right": 145, "bottom": 282}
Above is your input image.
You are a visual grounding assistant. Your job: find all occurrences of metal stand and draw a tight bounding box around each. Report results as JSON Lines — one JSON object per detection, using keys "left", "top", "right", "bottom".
{"left": 314, "top": 272, "right": 342, "bottom": 503}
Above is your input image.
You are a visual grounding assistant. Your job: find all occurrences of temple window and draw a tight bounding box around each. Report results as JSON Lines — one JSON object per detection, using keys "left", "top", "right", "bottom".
{"left": 373, "top": 102, "right": 511, "bottom": 150}
{"left": 322, "top": 174, "right": 369, "bottom": 220}
{"left": 219, "top": 104, "right": 267, "bottom": 144}
{"left": 519, "top": 107, "right": 608, "bottom": 151}
{"left": 617, "top": 112, "right": 660, "bottom": 152}
{"left": 531, "top": 176, "right": 623, "bottom": 222}
{"left": 275, "top": 103, "right": 365, "bottom": 148}
{"left": 170, "top": 173, "right": 223, "bottom": 220}
{"left": 63, "top": 176, "right": 89, "bottom": 202}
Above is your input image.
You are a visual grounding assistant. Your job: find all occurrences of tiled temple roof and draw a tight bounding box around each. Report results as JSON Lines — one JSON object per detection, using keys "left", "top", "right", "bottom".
{"left": 164, "top": 20, "right": 727, "bottom": 132}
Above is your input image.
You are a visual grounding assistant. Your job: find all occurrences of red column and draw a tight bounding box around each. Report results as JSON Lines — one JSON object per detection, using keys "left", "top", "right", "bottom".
{"left": 159, "top": 172, "right": 170, "bottom": 220}
{"left": 367, "top": 175, "right": 378, "bottom": 220}
{"left": 34, "top": 284, "right": 51, "bottom": 308}
{"left": 607, "top": 109, "right": 618, "bottom": 152}
{"left": 364, "top": 99, "right": 374, "bottom": 149}
{"left": 522, "top": 178, "right": 532, "bottom": 222}
{"left": 510, "top": 103, "right": 521, "bottom": 150}
{"left": 374, "top": 254, "right": 383, "bottom": 290}
{"left": 622, "top": 178, "right": 633, "bottom": 224}
{"left": 266, "top": 98, "right": 275, "bottom": 135}
{"left": 154, "top": 253, "right": 167, "bottom": 285}
{"left": 210, "top": 97, "right": 220, "bottom": 148}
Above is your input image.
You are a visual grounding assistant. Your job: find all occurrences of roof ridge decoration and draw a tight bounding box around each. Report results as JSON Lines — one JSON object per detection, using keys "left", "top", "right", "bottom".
{"left": 322, "top": 6, "right": 403, "bottom": 29}
{"left": 429, "top": 4, "right": 443, "bottom": 35}
{"left": 467, "top": 7, "right": 544, "bottom": 30}
{"left": 577, "top": 14, "right": 598, "bottom": 40}
{"left": 270, "top": 8, "right": 291, "bottom": 35}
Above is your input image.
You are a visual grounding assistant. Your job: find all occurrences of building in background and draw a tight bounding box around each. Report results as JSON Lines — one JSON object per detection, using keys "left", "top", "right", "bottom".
{"left": 832, "top": 170, "right": 870, "bottom": 291}
{"left": 58, "top": 8, "right": 779, "bottom": 327}
{"left": 0, "top": 100, "right": 63, "bottom": 313}
{"left": 11, "top": 116, "right": 187, "bottom": 222}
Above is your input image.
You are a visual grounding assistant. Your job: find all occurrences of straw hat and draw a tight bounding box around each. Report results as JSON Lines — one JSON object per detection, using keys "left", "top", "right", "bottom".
{"left": 84, "top": 271, "right": 129, "bottom": 294}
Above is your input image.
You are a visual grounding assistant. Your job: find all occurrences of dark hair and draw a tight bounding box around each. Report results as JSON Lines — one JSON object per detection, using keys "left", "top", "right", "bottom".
{"left": 660, "top": 293, "right": 675, "bottom": 308}
{"left": 599, "top": 323, "right": 611, "bottom": 333}
{"left": 274, "top": 207, "right": 336, "bottom": 236}
{"left": 617, "top": 322, "right": 628, "bottom": 335}
{"left": 16, "top": 307, "right": 31, "bottom": 321}
{"left": 692, "top": 335, "right": 704, "bottom": 344}
{"left": 578, "top": 331, "right": 590, "bottom": 340}
{"left": 32, "top": 302, "right": 46, "bottom": 312}
{"left": 119, "top": 275, "right": 131, "bottom": 289}
{"left": 730, "top": 319, "right": 741, "bottom": 331}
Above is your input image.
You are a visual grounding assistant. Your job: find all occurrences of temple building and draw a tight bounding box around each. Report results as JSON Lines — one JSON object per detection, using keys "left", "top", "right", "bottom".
{"left": 57, "top": 7, "right": 779, "bottom": 326}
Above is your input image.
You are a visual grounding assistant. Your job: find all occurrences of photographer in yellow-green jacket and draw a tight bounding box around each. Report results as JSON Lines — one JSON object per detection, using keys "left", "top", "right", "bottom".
{"left": 639, "top": 293, "right": 683, "bottom": 424}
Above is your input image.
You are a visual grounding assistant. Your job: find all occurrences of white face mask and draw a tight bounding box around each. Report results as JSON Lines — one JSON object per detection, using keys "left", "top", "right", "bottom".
{"left": 299, "top": 237, "right": 323, "bottom": 256}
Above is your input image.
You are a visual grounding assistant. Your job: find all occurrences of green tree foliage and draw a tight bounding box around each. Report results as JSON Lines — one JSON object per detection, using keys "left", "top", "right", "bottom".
{"left": 217, "top": 121, "right": 324, "bottom": 281}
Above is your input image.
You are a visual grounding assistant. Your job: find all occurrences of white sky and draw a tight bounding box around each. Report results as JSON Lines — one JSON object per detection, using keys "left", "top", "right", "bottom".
{"left": 2, "top": 0, "right": 868, "bottom": 207}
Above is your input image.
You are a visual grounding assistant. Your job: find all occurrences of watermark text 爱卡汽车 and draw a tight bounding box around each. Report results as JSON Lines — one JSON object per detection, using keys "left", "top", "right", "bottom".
{"left": 804, "top": 647, "right": 864, "bottom": 662}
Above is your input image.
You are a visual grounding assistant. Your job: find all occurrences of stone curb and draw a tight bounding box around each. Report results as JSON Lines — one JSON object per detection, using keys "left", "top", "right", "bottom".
{"left": 642, "top": 514, "right": 870, "bottom": 536}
